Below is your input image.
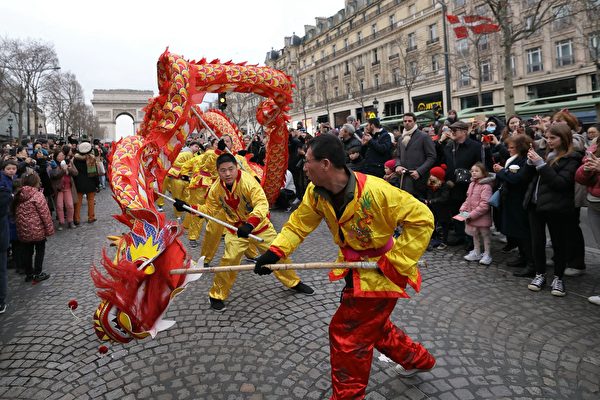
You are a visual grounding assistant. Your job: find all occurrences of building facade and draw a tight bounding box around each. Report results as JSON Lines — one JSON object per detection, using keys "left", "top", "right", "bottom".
{"left": 265, "top": 0, "right": 599, "bottom": 131}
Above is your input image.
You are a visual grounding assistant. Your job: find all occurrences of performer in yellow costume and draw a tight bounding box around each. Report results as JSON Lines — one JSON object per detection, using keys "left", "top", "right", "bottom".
{"left": 166, "top": 142, "right": 200, "bottom": 220}
{"left": 253, "top": 134, "right": 436, "bottom": 399}
{"left": 189, "top": 135, "right": 260, "bottom": 266}
{"left": 175, "top": 153, "right": 314, "bottom": 311}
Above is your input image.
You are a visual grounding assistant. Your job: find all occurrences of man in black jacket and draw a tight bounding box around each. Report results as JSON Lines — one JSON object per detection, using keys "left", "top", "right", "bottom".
{"left": 360, "top": 118, "right": 392, "bottom": 178}
{"left": 444, "top": 121, "right": 492, "bottom": 245}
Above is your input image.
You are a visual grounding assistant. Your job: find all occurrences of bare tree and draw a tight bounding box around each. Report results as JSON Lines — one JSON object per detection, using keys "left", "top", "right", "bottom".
{"left": 317, "top": 70, "right": 331, "bottom": 124}
{"left": 40, "top": 71, "right": 85, "bottom": 138}
{"left": 223, "top": 92, "right": 261, "bottom": 135}
{"left": 0, "top": 37, "right": 59, "bottom": 139}
{"left": 482, "top": 0, "right": 568, "bottom": 116}
{"left": 390, "top": 33, "right": 431, "bottom": 111}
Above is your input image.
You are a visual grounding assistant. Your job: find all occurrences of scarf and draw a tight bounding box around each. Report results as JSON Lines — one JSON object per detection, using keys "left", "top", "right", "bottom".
{"left": 401, "top": 126, "right": 418, "bottom": 147}
{"left": 504, "top": 154, "right": 518, "bottom": 167}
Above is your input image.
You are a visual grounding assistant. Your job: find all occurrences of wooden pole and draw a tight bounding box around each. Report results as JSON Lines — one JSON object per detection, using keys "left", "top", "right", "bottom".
{"left": 155, "top": 191, "right": 265, "bottom": 242}
{"left": 170, "top": 261, "right": 378, "bottom": 275}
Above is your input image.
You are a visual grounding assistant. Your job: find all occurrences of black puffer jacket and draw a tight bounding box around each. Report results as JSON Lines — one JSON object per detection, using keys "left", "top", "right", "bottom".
{"left": 522, "top": 152, "right": 582, "bottom": 213}
{"left": 361, "top": 129, "right": 392, "bottom": 178}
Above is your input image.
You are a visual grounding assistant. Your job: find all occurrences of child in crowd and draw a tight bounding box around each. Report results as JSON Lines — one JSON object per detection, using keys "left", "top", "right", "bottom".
{"left": 421, "top": 164, "right": 451, "bottom": 249}
{"left": 460, "top": 162, "right": 494, "bottom": 265}
{"left": 0, "top": 160, "right": 17, "bottom": 313}
{"left": 347, "top": 146, "right": 363, "bottom": 171}
{"left": 12, "top": 173, "right": 54, "bottom": 282}
{"left": 383, "top": 159, "right": 402, "bottom": 188}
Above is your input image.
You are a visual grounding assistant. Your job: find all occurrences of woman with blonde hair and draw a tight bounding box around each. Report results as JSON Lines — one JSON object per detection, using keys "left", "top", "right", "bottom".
{"left": 522, "top": 122, "right": 582, "bottom": 296}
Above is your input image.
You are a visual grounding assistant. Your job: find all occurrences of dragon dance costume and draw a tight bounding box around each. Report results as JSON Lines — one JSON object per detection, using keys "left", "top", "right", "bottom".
{"left": 195, "top": 169, "right": 300, "bottom": 300}
{"left": 268, "top": 170, "right": 436, "bottom": 399}
{"left": 166, "top": 149, "right": 195, "bottom": 219}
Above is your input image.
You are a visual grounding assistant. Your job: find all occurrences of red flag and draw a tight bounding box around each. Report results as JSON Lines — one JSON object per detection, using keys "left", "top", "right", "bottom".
{"left": 446, "top": 14, "right": 500, "bottom": 38}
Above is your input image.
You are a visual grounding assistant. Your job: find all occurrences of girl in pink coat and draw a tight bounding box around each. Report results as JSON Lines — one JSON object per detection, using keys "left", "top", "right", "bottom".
{"left": 460, "top": 162, "right": 494, "bottom": 265}
{"left": 12, "top": 173, "right": 54, "bottom": 282}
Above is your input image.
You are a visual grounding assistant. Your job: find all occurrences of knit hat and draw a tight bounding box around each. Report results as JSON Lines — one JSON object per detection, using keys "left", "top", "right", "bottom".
{"left": 77, "top": 141, "right": 93, "bottom": 155}
{"left": 384, "top": 159, "right": 396, "bottom": 169}
{"left": 429, "top": 164, "right": 447, "bottom": 182}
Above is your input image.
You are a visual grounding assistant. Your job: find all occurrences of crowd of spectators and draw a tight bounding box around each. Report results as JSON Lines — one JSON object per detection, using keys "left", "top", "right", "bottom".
{"left": 284, "top": 110, "right": 600, "bottom": 304}
{"left": 0, "top": 135, "right": 110, "bottom": 313}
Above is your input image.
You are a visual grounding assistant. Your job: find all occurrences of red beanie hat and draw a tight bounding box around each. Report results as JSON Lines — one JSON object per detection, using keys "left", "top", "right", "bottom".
{"left": 384, "top": 159, "right": 396, "bottom": 169}
{"left": 429, "top": 164, "right": 447, "bottom": 182}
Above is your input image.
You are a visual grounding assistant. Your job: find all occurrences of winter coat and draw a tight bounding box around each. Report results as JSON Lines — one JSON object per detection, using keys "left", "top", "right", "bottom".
{"left": 444, "top": 138, "right": 492, "bottom": 202}
{"left": 522, "top": 152, "right": 582, "bottom": 213}
{"left": 15, "top": 186, "right": 54, "bottom": 242}
{"left": 460, "top": 177, "right": 493, "bottom": 228}
{"left": 73, "top": 153, "right": 100, "bottom": 194}
{"left": 421, "top": 184, "right": 451, "bottom": 223}
{"left": 394, "top": 129, "right": 437, "bottom": 196}
{"left": 0, "top": 184, "right": 11, "bottom": 252}
{"left": 361, "top": 129, "right": 392, "bottom": 178}
{"left": 495, "top": 156, "right": 530, "bottom": 239}
{"left": 575, "top": 144, "right": 600, "bottom": 198}
{"left": 48, "top": 161, "right": 79, "bottom": 204}
{"left": 342, "top": 136, "right": 362, "bottom": 164}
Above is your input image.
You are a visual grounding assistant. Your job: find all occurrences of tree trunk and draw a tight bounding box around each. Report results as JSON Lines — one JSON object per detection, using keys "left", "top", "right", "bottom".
{"left": 503, "top": 42, "right": 515, "bottom": 117}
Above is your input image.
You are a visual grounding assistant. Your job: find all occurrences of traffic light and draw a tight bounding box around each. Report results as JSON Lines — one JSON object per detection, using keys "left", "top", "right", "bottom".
{"left": 433, "top": 104, "right": 442, "bottom": 120}
{"left": 218, "top": 93, "right": 227, "bottom": 111}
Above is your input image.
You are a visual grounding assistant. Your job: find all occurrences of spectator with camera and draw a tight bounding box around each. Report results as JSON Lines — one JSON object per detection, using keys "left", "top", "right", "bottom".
{"left": 492, "top": 135, "right": 535, "bottom": 276}
{"left": 522, "top": 122, "right": 581, "bottom": 296}
{"left": 49, "top": 149, "right": 79, "bottom": 230}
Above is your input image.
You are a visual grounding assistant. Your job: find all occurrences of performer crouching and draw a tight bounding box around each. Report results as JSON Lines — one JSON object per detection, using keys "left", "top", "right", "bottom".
{"left": 175, "top": 153, "right": 314, "bottom": 311}
{"left": 254, "top": 134, "right": 436, "bottom": 399}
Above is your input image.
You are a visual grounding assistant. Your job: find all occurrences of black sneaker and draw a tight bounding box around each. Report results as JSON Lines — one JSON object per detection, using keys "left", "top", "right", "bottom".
{"left": 25, "top": 275, "right": 34, "bottom": 282}
{"left": 209, "top": 297, "right": 226, "bottom": 312}
{"left": 33, "top": 272, "right": 50, "bottom": 282}
{"left": 550, "top": 276, "right": 566, "bottom": 297}
{"left": 0, "top": 303, "right": 6, "bottom": 314}
{"left": 189, "top": 239, "right": 198, "bottom": 248}
{"left": 291, "top": 282, "right": 315, "bottom": 295}
{"left": 528, "top": 274, "right": 546, "bottom": 292}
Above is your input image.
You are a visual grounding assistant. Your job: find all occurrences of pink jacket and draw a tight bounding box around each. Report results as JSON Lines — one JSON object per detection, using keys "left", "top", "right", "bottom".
{"left": 460, "top": 177, "right": 493, "bottom": 228}
{"left": 15, "top": 186, "right": 55, "bottom": 242}
{"left": 575, "top": 144, "right": 600, "bottom": 198}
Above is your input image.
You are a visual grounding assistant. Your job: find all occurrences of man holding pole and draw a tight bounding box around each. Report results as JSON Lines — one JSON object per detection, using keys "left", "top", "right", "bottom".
{"left": 175, "top": 152, "right": 314, "bottom": 311}
{"left": 253, "top": 134, "right": 436, "bottom": 399}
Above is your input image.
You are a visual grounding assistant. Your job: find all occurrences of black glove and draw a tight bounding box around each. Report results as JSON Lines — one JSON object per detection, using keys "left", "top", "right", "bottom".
{"left": 217, "top": 139, "right": 227, "bottom": 151}
{"left": 173, "top": 198, "right": 190, "bottom": 212}
{"left": 236, "top": 222, "right": 254, "bottom": 238}
{"left": 254, "top": 250, "right": 280, "bottom": 275}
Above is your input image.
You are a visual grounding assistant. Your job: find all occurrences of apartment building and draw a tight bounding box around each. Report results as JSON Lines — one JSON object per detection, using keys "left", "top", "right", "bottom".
{"left": 265, "top": 0, "right": 599, "bottom": 131}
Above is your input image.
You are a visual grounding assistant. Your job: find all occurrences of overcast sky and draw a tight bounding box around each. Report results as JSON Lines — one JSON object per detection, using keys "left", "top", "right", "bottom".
{"left": 1, "top": 0, "right": 344, "bottom": 104}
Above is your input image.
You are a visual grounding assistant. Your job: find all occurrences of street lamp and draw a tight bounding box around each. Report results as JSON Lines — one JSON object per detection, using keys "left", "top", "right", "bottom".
{"left": 435, "top": 0, "right": 453, "bottom": 112}
{"left": 373, "top": 97, "right": 379, "bottom": 116}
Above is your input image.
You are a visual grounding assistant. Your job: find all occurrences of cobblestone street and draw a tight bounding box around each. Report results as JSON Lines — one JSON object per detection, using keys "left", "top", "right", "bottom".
{"left": 1, "top": 189, "right": 599, "bottom": 399}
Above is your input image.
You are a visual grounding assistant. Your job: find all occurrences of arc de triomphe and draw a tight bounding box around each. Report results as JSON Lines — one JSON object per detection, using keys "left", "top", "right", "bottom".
{"left": 91, "top": 89, "right": 154, "bottom": 141}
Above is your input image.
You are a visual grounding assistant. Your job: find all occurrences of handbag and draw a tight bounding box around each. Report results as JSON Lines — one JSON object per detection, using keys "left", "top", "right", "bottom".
{"left": 454, "top": 168, "right": 471, "bottom": 184}
{"left": 96, "top": 159, "right": 106, "bottom": 175}
{"left": 488, "top": 189, "right": 501, "bottom": 208}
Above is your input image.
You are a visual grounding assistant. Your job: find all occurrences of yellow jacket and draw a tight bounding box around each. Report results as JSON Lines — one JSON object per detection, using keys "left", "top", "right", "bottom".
{"left": 167, "top": 151, "right": 194, "bottom": 178}
{"left": 197, "top": 170, "right": 270, "bottom": 233}
{"left": 270, "top": 172, "right": 433, "bottom": 298}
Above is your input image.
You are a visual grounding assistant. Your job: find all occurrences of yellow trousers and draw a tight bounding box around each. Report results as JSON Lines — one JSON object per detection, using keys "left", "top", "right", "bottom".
{"left": 208, "top": 225, "right": 301, "bottom": 300}
{"left": 185, "top": 187, "right": 207, "bottom": 241}
{"left": 201, "top": 221, "right": 260, "bottom": 265}
{"left": 169, "top": 177, "right": 189, "bottom": 218}
{"left": 157, "top": 177, "right": 171, "bottom": 207}
{"left": 201, "top": 220, "right": 223, "bottom": 264}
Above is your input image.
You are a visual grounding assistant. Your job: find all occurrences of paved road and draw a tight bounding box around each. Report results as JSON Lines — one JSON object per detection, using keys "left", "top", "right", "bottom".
{"left": 1, "top": 189, "right": 599, "bottom": 399}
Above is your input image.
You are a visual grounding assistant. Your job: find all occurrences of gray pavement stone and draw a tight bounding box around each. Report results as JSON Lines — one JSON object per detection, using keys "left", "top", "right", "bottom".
{"left": 0, "top": 189, "right": 599, "bottom": 399}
